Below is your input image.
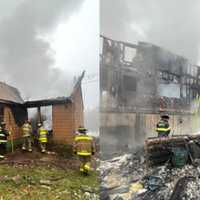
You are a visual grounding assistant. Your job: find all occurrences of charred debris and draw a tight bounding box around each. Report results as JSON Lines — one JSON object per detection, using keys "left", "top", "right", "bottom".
{"left": 100, "top": 36, "right": 200, "bottom": 199}
{"left": 100, "top": 147, "right": 200, "bottom": 200}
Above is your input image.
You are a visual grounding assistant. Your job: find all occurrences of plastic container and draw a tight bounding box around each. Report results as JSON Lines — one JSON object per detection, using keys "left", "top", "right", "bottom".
{"left": 171, "top": 147, "right": 188, "bottom": 168}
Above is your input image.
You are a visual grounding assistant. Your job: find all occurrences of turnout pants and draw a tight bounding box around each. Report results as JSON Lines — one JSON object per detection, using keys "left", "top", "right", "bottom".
{"left": 78, "top": 155, "right": 91, "bottom": 174}
{"left": 0, "top": 142, "right": 7, "bottom": 159}
{"left": 22, "top": 136, "right": 32, "bottom": 151}
{"left": 158, "top": 132, "right": 169, "bottom": 137}
{"left": 39, "top": 142, "right": 47, "bottom": 153}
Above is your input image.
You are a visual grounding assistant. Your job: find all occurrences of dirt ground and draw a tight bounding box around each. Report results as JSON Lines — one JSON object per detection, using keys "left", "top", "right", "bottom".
{"left": 0, "top": 148, "right": 100, "bottom": 200}
{"left": 2, "top": 148, "right": 80, "bottom": 170}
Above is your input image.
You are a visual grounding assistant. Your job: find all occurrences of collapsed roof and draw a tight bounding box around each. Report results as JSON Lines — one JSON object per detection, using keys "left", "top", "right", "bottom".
{"left": 24, "top": 97, "right": 72, "bottom": 108}
{"left": 0, "top": 71, "right": 85, "bottom": 107}
{"left": 0, "top": 82, "right": 24, "bottom": 104}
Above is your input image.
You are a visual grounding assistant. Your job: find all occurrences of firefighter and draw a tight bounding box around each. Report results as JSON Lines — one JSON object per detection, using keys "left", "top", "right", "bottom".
{"left": 0, "top": 122, "right": 9, "bottom": 159}
{"left": 38, "top": 123, "right": 48, "bottom": 153}
{"left": 22, "top": 120, "right": 32, "bottom": 152}
{"left": 156, "top": 114, "right": 171, "bottom": 137}
{"left": 73, "top": 127, "right": 95, "bottom": 175}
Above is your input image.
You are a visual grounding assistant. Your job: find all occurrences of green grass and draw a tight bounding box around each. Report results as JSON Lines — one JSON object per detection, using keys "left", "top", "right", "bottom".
{"left": 0, "top": 165, "right": 100, "bottom": 200}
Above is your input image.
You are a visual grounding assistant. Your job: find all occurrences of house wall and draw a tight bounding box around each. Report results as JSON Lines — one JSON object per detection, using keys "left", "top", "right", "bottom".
{"left": 100, "top": 111, "right": 199, "bottom": 157}
{"left": 52, "top": 103, "right": 74, "bottom": 144}
{"left": 72, "top": 85, "right": 84, "bottom": 130}
{"left": 52, "top": 84, "right": 84, "bottom": 145}
{"left": 100, "top": 112, "right": 136, "bottom": 155}
{"left": 142, "top": 113, "right": 194, "bottom": 137}
{"left": 4, "top": 106, "right": 22, "bottom": 140}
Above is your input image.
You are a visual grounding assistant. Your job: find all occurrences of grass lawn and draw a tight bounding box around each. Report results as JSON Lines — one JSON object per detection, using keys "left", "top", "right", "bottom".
{"left": 0, "top": 165, "right": 99, "bottom": 200}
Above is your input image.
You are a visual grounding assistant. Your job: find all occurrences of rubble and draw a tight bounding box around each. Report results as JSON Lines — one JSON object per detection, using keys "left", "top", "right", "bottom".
{"left": 100, "top": 148, "right": 200, "bottom": 200}
{"left": 145, "top": 135, "right": 200, "bottom": 166}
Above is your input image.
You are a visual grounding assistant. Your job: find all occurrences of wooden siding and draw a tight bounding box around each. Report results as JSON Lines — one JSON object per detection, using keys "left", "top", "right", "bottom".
{"left": 52, "top": 104, "right": 74, "bottom": 144}
{"left": 4, "top": 106, "right": 21, "bottom": 140}
{"left": 52, "top": 84, "right": 84, "bottom": 145}
{"left": 72, "top": 86, "right": 84, "bottom": 130}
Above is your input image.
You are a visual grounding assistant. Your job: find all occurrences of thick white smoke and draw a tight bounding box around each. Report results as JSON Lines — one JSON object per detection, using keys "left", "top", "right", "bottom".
{"left": 0, "top": 0, "right": 84, "bottom": 100}
{"left": 101, "top": 0, "right": 200, "bottom": 64}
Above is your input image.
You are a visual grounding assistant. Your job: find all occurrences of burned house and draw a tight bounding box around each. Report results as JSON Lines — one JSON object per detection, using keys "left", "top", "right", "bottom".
{"left": 0, "top": 72, "right": 84, "bottom": 148}
{"left": 100, "top": 36, "right": 200, "bottom": 155}
{"left": 24, "top": 72, "right": 85, "bottom": 145}
{"left": 0, "top": 82, "right": 27, "bottom": 148}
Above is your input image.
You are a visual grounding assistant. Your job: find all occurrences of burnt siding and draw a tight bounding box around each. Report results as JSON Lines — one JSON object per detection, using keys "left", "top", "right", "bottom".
{"left": 100, "top": 37, "right": 200, "bottom": 113}
{"left": 100, "top": 36, "right": 200, "bottom": 155}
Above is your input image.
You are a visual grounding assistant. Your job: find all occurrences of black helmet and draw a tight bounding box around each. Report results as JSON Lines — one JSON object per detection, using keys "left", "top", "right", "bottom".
{"left": 1, "top": 122, "right": 6, "bottom": 126}
{"left": 161, "top": 114, "right": 170, "bottom": 120}
{"left": 78, "top": 127, "right": 87, "bottom": 133}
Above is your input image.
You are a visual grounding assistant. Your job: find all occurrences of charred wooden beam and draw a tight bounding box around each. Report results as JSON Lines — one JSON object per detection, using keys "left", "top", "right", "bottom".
{"left": 145, "top": 134, "right": 200, "bottom": 166}
{"left": 169, "top": 176, "right": 195, "bottom": 200}
{"left": 37, "top": 107, "right": 42, "bottom": 124}
{"left": 24, "top": 97, "right": 72, "bottom": 108}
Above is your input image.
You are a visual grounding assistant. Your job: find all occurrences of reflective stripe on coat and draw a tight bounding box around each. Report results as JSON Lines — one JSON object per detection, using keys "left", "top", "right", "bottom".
{"left": 39, "top": 128, "right": 48, "bottom": 143}
{"left": 73, "top": 134, "right": 95, "bottom": 156}
{"left": 22, "top": 123, "right": 32, "bottom": 137}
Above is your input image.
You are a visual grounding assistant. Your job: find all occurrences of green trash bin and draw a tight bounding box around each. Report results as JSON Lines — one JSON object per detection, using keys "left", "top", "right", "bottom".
{"left": 172, "top": 147, "right": 188, "bottom": 168}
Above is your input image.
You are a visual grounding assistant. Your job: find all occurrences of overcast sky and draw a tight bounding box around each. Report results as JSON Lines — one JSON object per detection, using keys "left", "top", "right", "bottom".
{"left": 101, "top": 0, "right": 200, "bottom": 64}
{"left": 51, "top": 0, "right": 99, "bottom": 110}
{"left": 0, "top": 0, "right": 99, "bottom": 110}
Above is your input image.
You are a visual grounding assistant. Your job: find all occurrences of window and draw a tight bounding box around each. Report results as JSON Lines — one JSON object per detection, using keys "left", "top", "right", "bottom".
{"left": 182, "top": 85, "right": 187, "bottom": 98}
{"left": 124, "top": 46, "right": 136, "bottom": 62}
{"left": 158, "top": 83, "right": 181, "bottom": 98}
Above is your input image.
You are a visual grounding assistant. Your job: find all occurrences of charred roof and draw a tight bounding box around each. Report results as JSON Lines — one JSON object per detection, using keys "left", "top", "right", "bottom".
{"left": 24, "top": 97, "right": 72, "bottom": 108}
{"left": 0, "top": 82, "right": 23, "bottom": 104}
{"left": 0, "top": 71, "right": 85, "bottom": 108}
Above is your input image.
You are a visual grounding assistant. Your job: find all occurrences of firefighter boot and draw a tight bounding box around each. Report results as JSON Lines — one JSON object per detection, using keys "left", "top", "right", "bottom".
{"left": 83, "top": 162, "right": 91, "bottom": 175}
{"left": 40, "top": 143, "right": 46, "bottom": 153}
{"left": 28, "top": 137, "right": 32, "bottom": 152}
{"left": 22, "top": 142, "right": 26, "bottom": 151}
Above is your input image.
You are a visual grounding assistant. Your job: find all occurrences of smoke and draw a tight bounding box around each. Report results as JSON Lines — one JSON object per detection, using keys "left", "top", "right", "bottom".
{"left": 85, "top": 107, "right": 99, "bottom": 135}
{"left": 101, "top": 0, "right": 200, "bottom": 63}
{"left": 0, "top": 0, "right": 84, "bottom": 100}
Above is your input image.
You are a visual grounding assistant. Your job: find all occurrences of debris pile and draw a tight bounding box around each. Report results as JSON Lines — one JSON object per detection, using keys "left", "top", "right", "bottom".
{"left": 100, "top": 147, "right": 200, "bottom": 200}
{"left": 145, "top": 135, "right": 200, "bottom": 166}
